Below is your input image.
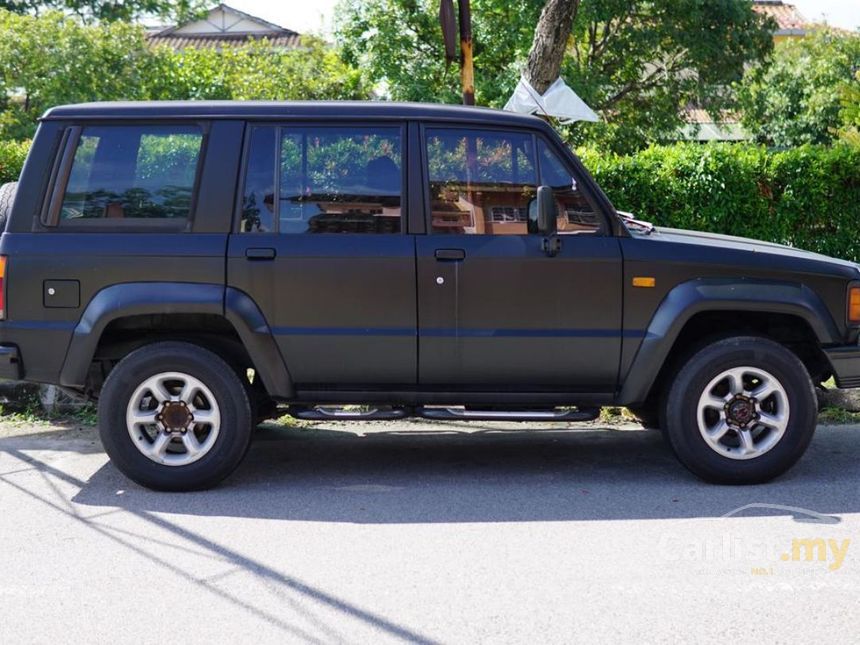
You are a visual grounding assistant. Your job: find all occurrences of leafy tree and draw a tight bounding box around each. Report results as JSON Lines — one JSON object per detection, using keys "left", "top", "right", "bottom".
{"left": 564, "top": 0, "right": 772, "bottom": 152}
{"left": 838, "top": 71, "right": 860, "bottom": 146}
{"left": 738, "top": 29, "right": 860, "bottom": 148}
{"left": 147, "top": 36, "right": 371, "bottom": 101}
{"left": 0, "top": 10, "right": 371, "bottom": 139}
{"left": 0, "top": 10, "right": 153, "bottom": 139}
{"left": 0, "top": 0, "right": 204, "bottom": 23}
{"left": 336, "top": 0, "right": 541, "bottom": 107}
{"left": 335, "top": 0, "right": 773, "bottom": 152}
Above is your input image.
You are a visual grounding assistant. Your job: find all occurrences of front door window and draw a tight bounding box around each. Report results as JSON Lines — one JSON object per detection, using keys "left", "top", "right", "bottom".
{"left": 425, "top": 128, "right": 538, "bottom": 235}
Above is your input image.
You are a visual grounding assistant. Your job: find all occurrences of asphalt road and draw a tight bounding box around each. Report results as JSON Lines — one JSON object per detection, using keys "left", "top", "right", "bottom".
{"left": 0, "top": 419, "right": 858, "bottom": 644}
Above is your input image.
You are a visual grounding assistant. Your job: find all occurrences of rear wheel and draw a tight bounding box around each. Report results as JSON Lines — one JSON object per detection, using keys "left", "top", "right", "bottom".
{"left": 662, "top": 336, "right": 817, "bottom": 484}
{"left": 99, "top": 341, "right": 253, "bottom": 491}
{"left": 0, "top": 181, "right": 18, "bottom": 230}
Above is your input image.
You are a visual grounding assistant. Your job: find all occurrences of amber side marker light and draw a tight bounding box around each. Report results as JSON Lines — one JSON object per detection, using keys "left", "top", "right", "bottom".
{"left": 0, "top": 256, "right": 6, "bottom": 320}
{"left": 632, "top": 276, "right": 656, "bottom": 288}
{"left": 849, "top": 286, "right": 860, "bottom": 325}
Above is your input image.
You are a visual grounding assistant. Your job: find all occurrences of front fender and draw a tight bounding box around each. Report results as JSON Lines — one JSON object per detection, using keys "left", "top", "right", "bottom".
{"left": 618, "top": 278, "right": 841, "bottom": 405}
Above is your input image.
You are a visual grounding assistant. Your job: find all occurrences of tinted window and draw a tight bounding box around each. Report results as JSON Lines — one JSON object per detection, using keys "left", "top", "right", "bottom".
{"left": 241, "top": 126, "right": 277, "bottom": 233}
{"left": 61, "top": 125, "right": 202, "bottom": 222}
{"left": 241, "top": 125, "right": 403, "bottom": 234}
{"left": 538, "top": 139, "right": 601, "bottom": 234}
{"left": 426, "top": 128, "right": 537, "bottom": 235}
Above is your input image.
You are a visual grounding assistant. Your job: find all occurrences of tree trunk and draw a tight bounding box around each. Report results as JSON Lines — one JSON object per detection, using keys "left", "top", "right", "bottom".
{"left": 524, "top": 0, "right": 580, "bottom": 95}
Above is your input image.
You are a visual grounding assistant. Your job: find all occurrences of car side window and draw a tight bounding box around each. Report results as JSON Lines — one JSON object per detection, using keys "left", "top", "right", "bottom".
{"left": 60, "top": 125, "right": 203, "bottom": 222}
{"left": 538, "top": 139, "right": 602, "bottom": 235}
{"left": 241, "top": 125, "right": 403, "bottom": 234}
{"left": 425, "top": 128, "right": 537, "bottom": 235}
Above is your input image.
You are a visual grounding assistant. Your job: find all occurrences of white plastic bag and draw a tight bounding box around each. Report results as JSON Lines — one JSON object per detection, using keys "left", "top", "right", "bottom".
{"left": 504, "top": 75, "right": 599, "bottom": 124}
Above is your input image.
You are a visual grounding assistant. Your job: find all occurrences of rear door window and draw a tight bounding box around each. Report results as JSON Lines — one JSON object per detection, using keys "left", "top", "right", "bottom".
{"left": 59, "top": 125, "right": 203, "bottom": 223}
{"left": 240, "top": 124, "right": 404, "bottom": 234}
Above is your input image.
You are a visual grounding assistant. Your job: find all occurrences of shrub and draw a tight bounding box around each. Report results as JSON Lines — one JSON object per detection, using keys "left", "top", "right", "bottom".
{"left": 1, "top": 136, "right": 858, "bottom": 260}
{"left": 581, "top": 142, "right": 860, "bottom": 261}
{"left": 0, "top": 139, "right": 29, "bottom": 184}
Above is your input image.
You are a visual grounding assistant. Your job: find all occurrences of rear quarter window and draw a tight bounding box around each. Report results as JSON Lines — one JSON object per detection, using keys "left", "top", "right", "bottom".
{"left": 56, "top": 124, "right": 203, "bottom": 224}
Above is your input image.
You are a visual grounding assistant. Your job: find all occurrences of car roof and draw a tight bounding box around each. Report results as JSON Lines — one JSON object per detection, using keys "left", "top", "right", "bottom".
{"left": 41, "top": 100, "right": 549, "bottom": 128}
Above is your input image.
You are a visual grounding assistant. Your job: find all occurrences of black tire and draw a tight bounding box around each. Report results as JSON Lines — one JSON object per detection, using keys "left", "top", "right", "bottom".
{"left": 0, "top": 181, "right": 18, "bottom": 230}
{"left": 98, "top": 341, "right": 253, "bottom": 491}
{"left": 662, "top": 336, "right": 817, "bottom": 485}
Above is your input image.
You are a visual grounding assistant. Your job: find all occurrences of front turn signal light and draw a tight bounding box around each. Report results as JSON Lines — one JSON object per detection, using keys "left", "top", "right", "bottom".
{"left": 849, "top": 286, "right": 860, "bottom": 325}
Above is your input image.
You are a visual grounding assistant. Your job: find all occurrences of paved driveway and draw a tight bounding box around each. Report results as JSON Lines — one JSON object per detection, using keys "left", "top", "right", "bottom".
{"left": 0, "top": 420, "right": 858, "bottom": 644}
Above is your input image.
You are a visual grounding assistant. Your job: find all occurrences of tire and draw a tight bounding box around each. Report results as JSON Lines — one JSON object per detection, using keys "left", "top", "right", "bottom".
{"left": 98, "top": 341, "right": 253, "bottom": 491}
{"left": 0, "top": 181, "right": 18, "bottom": 230}
{"left": 662, "top": 336, "right": 817, "bottom": 485}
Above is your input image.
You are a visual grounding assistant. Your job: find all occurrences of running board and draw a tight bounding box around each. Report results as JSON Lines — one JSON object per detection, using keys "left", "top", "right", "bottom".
{"left": 415, "top": 406, "right": 600, "bottom": 422}
{"left": 289, "top": 405, "right": 411, "bottom": 421}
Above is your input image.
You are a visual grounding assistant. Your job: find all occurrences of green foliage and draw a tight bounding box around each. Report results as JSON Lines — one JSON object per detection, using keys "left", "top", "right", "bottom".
{"left": 0, "top": 10, "right": 153, "bottom": 139}
{"left": 582, "top": 142, "right": 860, "bottom": 261}
{"left": 0, "top": 10, "right": 371, "bottom": 140}
{"left": 563, "top": 0, "right": 773, "bottom": 153}
{"left": 0, "top": 138, "right": 29, "bottom": 183}
{"left": 839, "top": 71, "right": 860, "bottom": 146}
{"left": 818, "top": 406, "right": 860, "bottom": 424}
{"left": 336, "top": 0, "right": 541, "bottom": 106}
{"left": 738, "top": 30, "right": 860, "bottom": 148}
{"left": 334, "top": 0, "right": 773, "bottom": 153}
{"left": 147, "top": 36, "right": 370, "bottom": 102}
{"left": 0, "top": 0, "right": 204, "bottom": 23}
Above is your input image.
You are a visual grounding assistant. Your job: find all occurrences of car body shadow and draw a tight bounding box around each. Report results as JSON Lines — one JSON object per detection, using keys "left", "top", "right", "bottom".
{"left": 65, "top": 422, "right": 860, "bottom": 523}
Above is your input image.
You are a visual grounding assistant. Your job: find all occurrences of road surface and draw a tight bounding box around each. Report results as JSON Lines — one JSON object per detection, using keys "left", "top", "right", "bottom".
{"left": 0, "top": 419, "right": 858, "bottom": 643}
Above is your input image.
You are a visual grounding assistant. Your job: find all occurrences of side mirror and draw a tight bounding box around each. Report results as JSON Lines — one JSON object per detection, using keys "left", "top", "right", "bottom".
{"left": 528, "top": 185, "right": 558, "bottom": 236}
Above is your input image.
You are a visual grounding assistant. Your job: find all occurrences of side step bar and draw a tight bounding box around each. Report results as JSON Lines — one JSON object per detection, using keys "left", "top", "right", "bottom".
{"left": 289, "top": 406, "right": 411, "bottom": 421}
{"left": 288, "top": 405, "right": 600, "bottom": 423}
{"left": 415, "top": 406, "right": 600, "bottom": 422}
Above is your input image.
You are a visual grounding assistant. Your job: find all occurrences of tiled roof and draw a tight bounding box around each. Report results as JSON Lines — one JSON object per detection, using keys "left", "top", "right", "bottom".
{"left": 146, "top": 3, "right": 301, "bottom": 50}
{"left": 146, "top": 32, "right": 301, "bottom": 50}
{"left": 752, "top": 1, "right": 808, "bottom": 33}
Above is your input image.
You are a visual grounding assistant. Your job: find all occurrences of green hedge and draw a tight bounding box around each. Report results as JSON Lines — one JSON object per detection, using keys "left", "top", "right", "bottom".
{"left": 580, "top": 143, "right": 860, "bottom": 261}
{"left": 0, "top": 139, "right": 29, "bottom": 185}
{"left": 0, "top": 137, "right": 857, "bottom": 261}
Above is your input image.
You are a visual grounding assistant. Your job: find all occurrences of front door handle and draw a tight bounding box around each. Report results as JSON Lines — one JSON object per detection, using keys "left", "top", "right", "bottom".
{"left": 435, "top": 248, "right": 466, "bottom": 261}
{"left": 246, "top": 247, "right": 276, "bottom": 260}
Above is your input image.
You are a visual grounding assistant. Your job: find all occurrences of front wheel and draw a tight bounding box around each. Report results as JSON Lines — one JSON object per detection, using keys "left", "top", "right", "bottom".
{"left": 662, "top": 336, "right": 817, "bottom": 484}
{"left": 98, "top": 342, "right": 253, "bottom": 491}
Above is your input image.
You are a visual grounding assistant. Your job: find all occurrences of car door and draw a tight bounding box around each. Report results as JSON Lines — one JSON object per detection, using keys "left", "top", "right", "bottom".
{"left": 416, "top": 126, "right": 623, "bottom": 391}
{"left": 227, "top": 122, "right": 417, "bottom": 387}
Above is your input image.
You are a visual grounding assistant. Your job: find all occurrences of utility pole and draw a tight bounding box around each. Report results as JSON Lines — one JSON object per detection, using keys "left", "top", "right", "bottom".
{"left": 439, "top": 0, "right": 475, "bottom": 105}
{"left": 458, "top": 0, "right": 474, "bottom": 105}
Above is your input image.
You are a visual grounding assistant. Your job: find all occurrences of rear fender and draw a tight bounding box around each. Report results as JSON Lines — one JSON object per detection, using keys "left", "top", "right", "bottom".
{"left": 59, "top": 283, "right": 294, "bottom": 398}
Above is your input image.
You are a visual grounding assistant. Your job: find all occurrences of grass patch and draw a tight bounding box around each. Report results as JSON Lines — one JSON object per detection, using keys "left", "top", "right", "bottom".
{"left": 599, "top": 407, "right": 639, "bottom": 424}
{"left": 818, "top": 406, "right": 860, "bottom": 424}
{"left": 0, "top": 397, "right": 98, "bottom": 427}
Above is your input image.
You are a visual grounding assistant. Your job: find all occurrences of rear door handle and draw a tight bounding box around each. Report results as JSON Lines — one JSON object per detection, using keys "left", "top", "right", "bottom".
{"left": 246, "top": 247, "right": 276, "bottom": 260}
{"left": 434, "top": 248, "right": 466, "bottom": 261}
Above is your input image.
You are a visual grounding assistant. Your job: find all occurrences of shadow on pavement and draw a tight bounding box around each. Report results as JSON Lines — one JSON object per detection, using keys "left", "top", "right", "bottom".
{"left": 62, "top": 422, "right": 860, "bottom": 523}
{"left": 3, "top": 422, "right": 857, "bottom": 642}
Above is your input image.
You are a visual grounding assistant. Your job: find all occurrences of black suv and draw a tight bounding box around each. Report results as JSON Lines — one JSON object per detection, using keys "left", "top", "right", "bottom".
{"left": 1, "top": 101, "right": 858, "bottom": 490}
